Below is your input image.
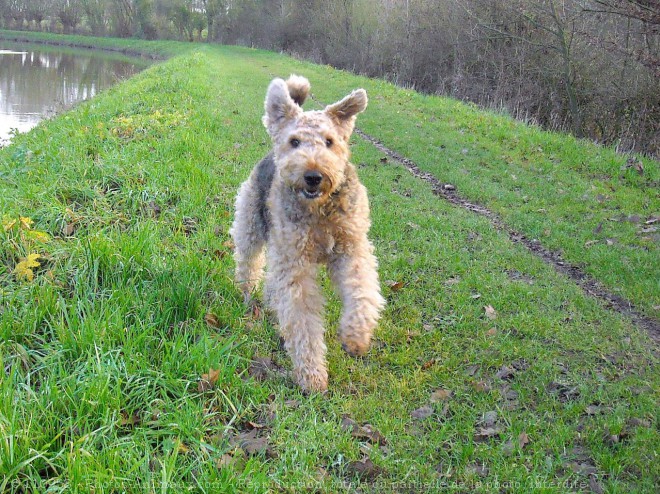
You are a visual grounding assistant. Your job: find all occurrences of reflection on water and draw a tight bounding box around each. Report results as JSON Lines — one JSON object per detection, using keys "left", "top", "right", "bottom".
{"left": 0, "top": 44, "right": 144, "bottom": 145}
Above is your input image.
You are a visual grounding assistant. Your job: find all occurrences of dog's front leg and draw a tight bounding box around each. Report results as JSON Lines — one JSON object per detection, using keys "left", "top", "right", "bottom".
{"left": 329, "top": 243, "right": 385, "bottom": 357}
{"left": 266, "top": 253, "right": 328, "bottom": 393}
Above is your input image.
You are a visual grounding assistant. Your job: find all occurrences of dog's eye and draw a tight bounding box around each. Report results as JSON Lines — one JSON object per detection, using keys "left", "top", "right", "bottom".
{"left": 325, "top": 138, "right": 333, "bottom": 148}
{"left": 290, "top": 138, "right": 300, "bottom": 148}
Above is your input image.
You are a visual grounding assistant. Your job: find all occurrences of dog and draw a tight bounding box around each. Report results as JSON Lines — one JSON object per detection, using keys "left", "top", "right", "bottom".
{"left": 230, "top": 75, "right": 384, "bottom": 392}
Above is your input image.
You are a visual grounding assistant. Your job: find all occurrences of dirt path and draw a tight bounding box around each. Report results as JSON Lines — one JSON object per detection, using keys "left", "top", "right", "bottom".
{"left": 356, "top": 128, "right": 660, "bottom": 343}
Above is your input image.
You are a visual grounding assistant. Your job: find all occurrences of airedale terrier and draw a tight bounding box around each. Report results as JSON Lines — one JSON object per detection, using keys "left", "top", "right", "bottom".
{"left": 230, "top": 75, "right": 385, "bottom": 393}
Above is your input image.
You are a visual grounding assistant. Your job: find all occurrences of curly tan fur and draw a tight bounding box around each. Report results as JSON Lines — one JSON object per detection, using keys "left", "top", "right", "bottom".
{"left": 230, "top": 75, "right": 385, "bottom": 393}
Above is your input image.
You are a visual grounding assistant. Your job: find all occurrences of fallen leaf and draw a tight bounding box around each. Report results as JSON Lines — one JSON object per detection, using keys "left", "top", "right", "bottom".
{"left": 19, "top": 216, "right": 34, "bottom": 229}
{"left": 284, "top": 399, "right": 301, "bottom": 409}
{"left": 341, "top": 415, "right": 387, "bottom": 446}
{"left": 472, "top": 381, "right": 490, "bottom": 392}
{"left": 198, "top": 368, "right": 221, "bottom": 392}
{"left": 229, "top": 429, "right": 276, "bottom": 458}
{"left": 481, "top": 411, "right": 498, "bottom": 427}
{"left": 345, "top": 457, "right": 383, "bottom": 480}
{"left": 589, "top": 476, "right": 605, "bottom": 494}
{"left": 474, "top": 426, "right": 502, "bottom": 442}
{"left": 63, "top": 223, "right": 76, "bottom": 236}
{"left": 411, "top": 405, "right": 434, "bottom": 420}
{"left": 420, "top": 358, "right": 436, "bottom": 370}
{"left": 501, "top": 439, "right": 515, "bottom": 456}
{"left": 626, "top": 417, "right": 651, "bottom": 428}
{"left": 593, "top": 222, "right": 603, "bottom": 234}
{"left": 120, "top": 411, "right": 141, "bottom": 427}
{"left": 465, "top": 364, "right": 479, "bottom": 376}
{"left": 213, "top": 248, "right": 228, "bottom": 259}
{"left": 2, "top": 218, "right": 17, "bottom": 231}
{"left": 385, "top": 280, "right": 405, "bottom": 291}
{"left": 248, "top": 357, "right": 284, "bottom": 382}
{"left": 486, "top": 328, "right": 497, "bottom": 337}
{"left": 216, "top": 454, "right": 234, "bottom": 469}
{"left": 495, "top": 365, "right": 515, "bottom": 380}
{"left": 430, "top": 388, "right": 452, "bottom": 402}
{"left": 14, "top": 253, "right": 41, "bottom": 281}
{"left": 518, "top": 431, "right": 530, "bottom": 449}
{"left": 569, "top": 462, "right": 597, "bottom": 475}
{"left": 204, "top": 313, "right": 220, "bottom": 328}
{"left": 484, "top": 305, "right": 497, "bottom": 320}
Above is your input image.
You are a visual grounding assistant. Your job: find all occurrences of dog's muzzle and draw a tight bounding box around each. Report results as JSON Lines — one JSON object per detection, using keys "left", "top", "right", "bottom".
{"left": 302, "top": 170, "right": 323, "bottom": 199}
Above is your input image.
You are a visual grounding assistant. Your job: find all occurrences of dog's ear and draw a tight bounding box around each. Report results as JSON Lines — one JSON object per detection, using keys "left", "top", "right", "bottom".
{"left": 325, "top": 89, "right": 368, "bottom": 140}
{"left": 286, "top": 75, "right": 310, "bottom": 107}
{"left": 263, "top": 78, "right": 302, "bottom": 137}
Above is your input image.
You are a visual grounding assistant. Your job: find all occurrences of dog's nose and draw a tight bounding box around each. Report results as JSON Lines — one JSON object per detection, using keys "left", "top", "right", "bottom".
{"left": 304, "top": 170, "right": 323, "bottom": 187}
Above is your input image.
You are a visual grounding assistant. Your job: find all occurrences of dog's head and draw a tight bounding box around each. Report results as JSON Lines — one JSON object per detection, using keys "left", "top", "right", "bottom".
{"left": 262, "top": 75, "right": 367, "bottom": 202}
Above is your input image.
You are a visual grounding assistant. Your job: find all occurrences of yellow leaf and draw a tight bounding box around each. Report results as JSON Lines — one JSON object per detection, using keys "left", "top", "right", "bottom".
{"left": 19, "top": 217, "right": 34, "bottom": 230}
{"left": 2, "top": 218, "right": 16, "bottom": 231}
{"left": 27, "top": 230, "right": 50, "bottom": 243}
{"left": 14, "top": 253, "right": 41, "bottom": 281}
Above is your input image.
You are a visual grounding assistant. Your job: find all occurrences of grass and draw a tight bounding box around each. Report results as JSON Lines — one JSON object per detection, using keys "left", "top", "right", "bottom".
{"left": 0, "top": 32, "right": 658, "bottom": 493}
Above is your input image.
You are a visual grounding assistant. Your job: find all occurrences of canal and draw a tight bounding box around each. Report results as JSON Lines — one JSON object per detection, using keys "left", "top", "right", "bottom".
{"left": 0, "top": 41, "right": 148, "bottom": 146}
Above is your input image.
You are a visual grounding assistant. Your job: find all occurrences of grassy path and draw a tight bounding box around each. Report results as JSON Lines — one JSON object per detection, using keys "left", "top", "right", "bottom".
{"left": 0, "top": 33, "right": 658, "bottom": 492}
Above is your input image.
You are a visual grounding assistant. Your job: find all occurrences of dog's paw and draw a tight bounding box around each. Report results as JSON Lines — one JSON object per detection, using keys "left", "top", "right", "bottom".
{"left": 341, "top": 338, "right": 371, "bottom": 357}
{"left": 295, "top": 368, "right": 328, "bottom": 394}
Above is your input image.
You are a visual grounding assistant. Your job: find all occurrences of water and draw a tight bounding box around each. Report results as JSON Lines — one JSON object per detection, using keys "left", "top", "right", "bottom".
{"left": 0, "top": 42, "right": 147, "bottom": 146}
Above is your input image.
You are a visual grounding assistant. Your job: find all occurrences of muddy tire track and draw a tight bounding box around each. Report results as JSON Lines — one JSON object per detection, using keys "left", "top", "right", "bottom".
{"left": 356, "top": 128, "right": 660, "bottom": 343}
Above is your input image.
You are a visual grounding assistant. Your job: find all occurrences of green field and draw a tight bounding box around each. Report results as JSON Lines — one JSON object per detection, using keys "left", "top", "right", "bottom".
{"left": 1, "top": 32, "right": 658, "bottom": 493}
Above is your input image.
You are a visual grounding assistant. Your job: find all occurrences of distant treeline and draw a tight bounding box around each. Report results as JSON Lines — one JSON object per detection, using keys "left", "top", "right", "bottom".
{"left": 2, "top": 0, "right": 658, "bottom": 156}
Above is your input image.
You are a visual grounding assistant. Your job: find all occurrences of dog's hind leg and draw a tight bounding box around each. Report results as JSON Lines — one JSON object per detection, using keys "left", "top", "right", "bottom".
{"left": 230, "top": 179, "right": 267, "bottom": 304}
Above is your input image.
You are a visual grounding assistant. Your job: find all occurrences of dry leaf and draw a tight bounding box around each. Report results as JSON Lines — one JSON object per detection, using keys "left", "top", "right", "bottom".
{"left": 518, "top": 431, "right": 530, "bottom": 449}
{"left": 495, "top": 365, "right": 515, "bottom": 380}
{"left": 411, "top": 405, "right": 434, "bottom": 420}
{"left": 482, "top": 411, "right": 498, "bottom": 427}
{"left": 430, "top": 388, "right": 452, "bottom": 402}
{"left": 198, "top": 368, "right": 221, "bottom": 392}
{"left": 484, "top": 305, "right": 497, "bottom": 320}
{"left": 216, "top": 454, "right": 234, "bottom": 469}
{"left": 421, "top": 358, "right": 436, "bottom": 370}
{"left": 385, "top": 280, "right": 405, "bottom": 291}
{"left": 229, "top": 429, "right": 275, "bottom": 457}
{"left": 472, "top": 381, "right": 490, "bottom": 393}
{"left": 474, "top": 426, "right": 502, "bottom": 442}
{"left": 120, "top": 411, "right": 141, "bottom": 427}
{"left": 346, "top": 457, "right": 383, "bottom": 480}
{"left": 341, "top": 415, "right": 387, "bottom": 445}
{"left": 204, "top": 313, "right": 220, "bottom": 328}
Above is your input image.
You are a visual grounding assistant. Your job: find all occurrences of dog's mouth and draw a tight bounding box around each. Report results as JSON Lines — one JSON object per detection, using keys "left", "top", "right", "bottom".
{"left": 301, "top": 188, "right": 322, "bottom": 200}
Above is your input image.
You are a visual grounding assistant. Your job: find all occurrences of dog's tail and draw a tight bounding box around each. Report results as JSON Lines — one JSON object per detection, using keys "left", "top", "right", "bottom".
{"left": 286, "top": 75, "right": 310, "bottom": 107}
